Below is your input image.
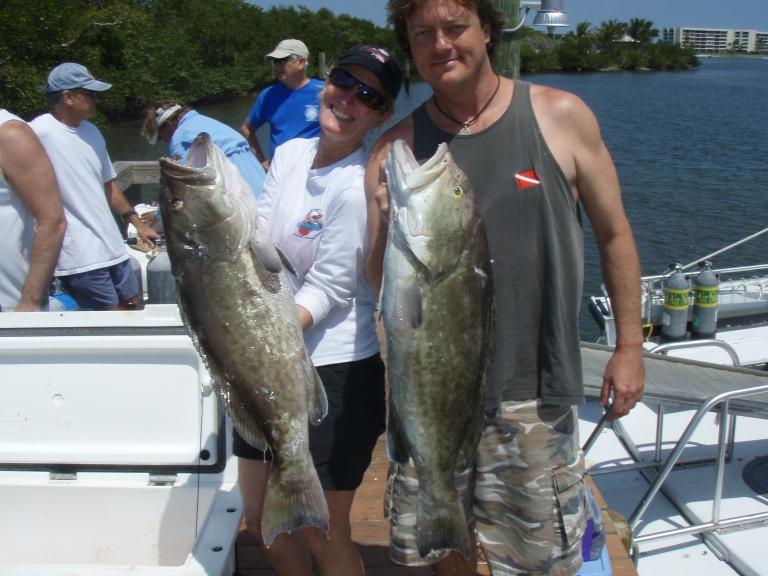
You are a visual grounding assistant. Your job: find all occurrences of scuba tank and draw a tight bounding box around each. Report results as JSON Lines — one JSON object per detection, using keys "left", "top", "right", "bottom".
{"left": 661, "top": 264, "right": 690, "bottom": 342}
{"left": 691, "top": 261, "right": 719, "bottom": 340}
{"left": 146, "top": 240, "right": 177, "bottom": 304}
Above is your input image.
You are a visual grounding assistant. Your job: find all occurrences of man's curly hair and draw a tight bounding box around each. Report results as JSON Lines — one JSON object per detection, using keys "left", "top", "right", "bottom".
{"left": 387, "top": 0, "right": 506, "bottom": 61}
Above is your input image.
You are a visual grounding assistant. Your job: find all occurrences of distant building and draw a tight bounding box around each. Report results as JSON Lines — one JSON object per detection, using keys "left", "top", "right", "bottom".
{"left": 663, "top": 27, "right": 768, "bottom": 53}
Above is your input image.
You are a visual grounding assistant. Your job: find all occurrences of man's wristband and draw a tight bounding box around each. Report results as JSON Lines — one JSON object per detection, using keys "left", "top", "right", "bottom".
{"left": 121, "top": 209, "right": 138, "bottom": 223}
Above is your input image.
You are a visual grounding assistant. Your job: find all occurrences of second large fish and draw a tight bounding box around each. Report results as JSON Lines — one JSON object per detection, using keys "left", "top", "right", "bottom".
{"left": 382, "top": 139, "right": 494, "bottom": 560}
{"left": 159, "top": 133, "right": 328, "bottom": 546}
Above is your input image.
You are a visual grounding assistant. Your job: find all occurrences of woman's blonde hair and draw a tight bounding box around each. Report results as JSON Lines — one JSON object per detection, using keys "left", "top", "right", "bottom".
{"left": 140, "top": 100, "right": 188, "bottom": 144}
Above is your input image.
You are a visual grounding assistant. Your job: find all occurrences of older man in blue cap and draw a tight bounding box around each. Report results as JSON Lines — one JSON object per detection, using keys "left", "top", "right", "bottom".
{"left": 30, "top": 62, "right": 160, "bottom": 311}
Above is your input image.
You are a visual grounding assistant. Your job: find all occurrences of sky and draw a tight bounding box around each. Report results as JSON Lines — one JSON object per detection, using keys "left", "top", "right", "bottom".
{"left": 251, "top": 0, "right": 768, "bottom": 32}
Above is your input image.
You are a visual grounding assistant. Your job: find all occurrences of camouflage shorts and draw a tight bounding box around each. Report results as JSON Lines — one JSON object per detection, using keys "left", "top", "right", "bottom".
{"left": 385, "top": 400, "right": 586, "bottom": 576}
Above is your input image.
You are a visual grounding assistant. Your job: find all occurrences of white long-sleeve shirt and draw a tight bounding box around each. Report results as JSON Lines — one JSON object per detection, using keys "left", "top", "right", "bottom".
{"left": 258, "top": 137, "right": 379, "bottom": 366}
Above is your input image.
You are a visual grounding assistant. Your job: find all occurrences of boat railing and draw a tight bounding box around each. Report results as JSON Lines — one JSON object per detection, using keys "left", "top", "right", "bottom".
{"left": 626, "top": 384, "right": 768, "bottom": 546}
{"left": 594, "top": 264, "right": 768, "bottom": 331}
{"left": 581, "top": 342, "right": 768, "bottom": 559}
{"left": 647, "top": 339, "right": 741, "bottom": 366}
{"left": 639, "top": 264, "right": 768, "bottom": 297}
{"left": 113, "top": 160, "right": 160, "bottom": 193}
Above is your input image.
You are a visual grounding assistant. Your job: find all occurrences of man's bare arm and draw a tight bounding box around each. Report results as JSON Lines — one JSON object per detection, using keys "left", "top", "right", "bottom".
{"left": 0, "top": 120, "right": 66, "bottom": 311}
{"left": 240, "top": 120, "right": 269, "bottom": 170}
{"left": 570, "top": 94, "right": 645, "bottom": 420}
{"left": 104, "top": 179, "right": 160, "bottom": 247}
{"left": 535, "top": 86, "right": 645, "bottom": 420}
{"left": 364, "top": 120, "right": 413, "bottom": 295}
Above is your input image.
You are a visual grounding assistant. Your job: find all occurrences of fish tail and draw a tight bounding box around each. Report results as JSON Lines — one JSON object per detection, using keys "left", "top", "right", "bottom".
{"left": 416, "top": 488, "right": 471, "bottom": 560}
{"left": 261, "top": 464, "right": 329, "bottom": 547}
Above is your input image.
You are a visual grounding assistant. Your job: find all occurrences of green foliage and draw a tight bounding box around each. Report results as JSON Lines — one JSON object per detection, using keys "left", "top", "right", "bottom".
{"left": 512, "top": 18, "right": 699, "bottom": 75}
{"left": 0, "top": 0, "right": 397, "bottom": 120}
{"left": 626, "top": 18, "right": 659, "bottom": 44}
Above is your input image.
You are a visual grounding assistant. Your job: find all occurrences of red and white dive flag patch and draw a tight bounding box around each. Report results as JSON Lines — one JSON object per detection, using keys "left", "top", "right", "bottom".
{"left": 515, "top": 169, "right": 541, "bottom": 190}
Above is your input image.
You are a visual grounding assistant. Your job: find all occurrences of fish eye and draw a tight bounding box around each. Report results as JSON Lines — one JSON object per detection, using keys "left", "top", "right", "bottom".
{"left": 171, "top": 198, "right": 184, "bottom": 212}
{"left": 452, "top": 186, "right": 465, "bottom": 200}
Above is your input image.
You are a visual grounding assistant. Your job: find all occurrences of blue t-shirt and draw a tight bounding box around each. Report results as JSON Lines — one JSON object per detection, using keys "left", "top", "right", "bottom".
{"left": 169, "top": 110, "right": 266, "bottom": 199}
{"left": 246, "top": 79, "right": 323, "bottom": 157}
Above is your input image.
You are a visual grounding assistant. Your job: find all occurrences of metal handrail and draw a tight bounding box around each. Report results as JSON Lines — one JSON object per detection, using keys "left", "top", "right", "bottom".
{"left": 627, "top": 383, "right": 768, "bottom": 528}
{"left": 641, "top": 263, "right": 768, "bottom": 284}
{"left": 583, "top": 375, "right": 768, "bottom": 552}
{"left": 647, "top": 339, "right": 741, "bottom": 367}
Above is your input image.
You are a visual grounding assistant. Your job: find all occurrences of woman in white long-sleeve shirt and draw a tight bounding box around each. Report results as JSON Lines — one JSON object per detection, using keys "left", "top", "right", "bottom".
{"left": 235, "top": 45, "right": 403, "bottom": 576}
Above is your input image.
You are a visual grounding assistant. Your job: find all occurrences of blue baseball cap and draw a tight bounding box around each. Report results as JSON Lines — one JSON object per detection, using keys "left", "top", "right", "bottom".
{"left": 45, "top": 62, "right": 112, "bottom": 93}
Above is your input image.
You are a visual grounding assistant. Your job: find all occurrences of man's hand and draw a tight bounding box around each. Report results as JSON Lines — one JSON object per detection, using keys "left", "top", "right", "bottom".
{"left": 600, "top": 346, "right": 645, "bottom": 420}
{"left": 136, "top": 221, "right": 161, "bottom": 248}
{"left": 140, "top": 211, "right": 158, "bottom": 228}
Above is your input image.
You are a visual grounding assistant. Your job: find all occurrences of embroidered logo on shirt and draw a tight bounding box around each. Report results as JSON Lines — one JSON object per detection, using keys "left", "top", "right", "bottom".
{"left": 305, "top": 104, "right": 319, "bottom": 122}
{"left": 295, "top": 209, "right": 324, "bottom": 239}
{"left": 515, "top": 169, "right": 541, "bottom": 190}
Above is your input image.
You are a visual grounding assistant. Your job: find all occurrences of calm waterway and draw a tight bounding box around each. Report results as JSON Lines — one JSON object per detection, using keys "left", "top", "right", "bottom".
{"left": 105, "top": 57, "right": 768, "bottom": 339}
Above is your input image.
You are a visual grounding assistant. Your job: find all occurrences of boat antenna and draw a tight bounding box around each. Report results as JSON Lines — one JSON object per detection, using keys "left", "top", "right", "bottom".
{"left": 678, "top": 225, "right": 768, "bottom": 273}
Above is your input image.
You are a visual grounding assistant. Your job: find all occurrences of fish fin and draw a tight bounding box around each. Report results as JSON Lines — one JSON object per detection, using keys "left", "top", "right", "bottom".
{"left": 196, "top": 349, "right": 269, "bottom": 451}
{"left": 307, "top": 362, "right": 328, "bottom": 426}
{"left": 386, "top": 401, "right": 410, "bottom": 464}
{"left": 229, "top": 396, "right": 269, "bottom": 451}
{"left": 261, "top": 462, "right": 329, "bottom": 547}
{"left": 249, "top": 236, "right": 283, "bottom": 274}
{"left": 416, "top": 488, "right": 472, "bottom": 560}
{"left": 274, "top": 244, "right": 298, "bottom": 277}
{"left": 207, "top": 361, "right": 270, "bottom": 451}
{"left": 395, "top": 280, "right": 422, "bottom": 329}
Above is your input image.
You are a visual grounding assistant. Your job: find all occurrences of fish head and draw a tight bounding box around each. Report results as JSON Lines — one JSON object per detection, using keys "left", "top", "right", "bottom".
{"left": 159, "top": 133, "right": 256, "bottom": 257}
{"left": 385, "top": 139, "right": 479, "bottom": 278}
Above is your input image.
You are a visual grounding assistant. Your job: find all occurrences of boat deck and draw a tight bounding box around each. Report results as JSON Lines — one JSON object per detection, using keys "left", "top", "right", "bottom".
{"left": 234, "top": 436, "right": 639, "bottom": 575}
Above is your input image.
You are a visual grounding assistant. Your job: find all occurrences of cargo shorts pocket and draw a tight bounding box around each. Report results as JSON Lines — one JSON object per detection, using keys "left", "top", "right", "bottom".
{"left": 552, "top": 465, "right": 587, "bottom": 548}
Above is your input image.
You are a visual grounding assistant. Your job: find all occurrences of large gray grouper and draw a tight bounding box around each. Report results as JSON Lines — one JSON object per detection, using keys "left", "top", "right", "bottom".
{"left": 158, "top": 133, "right": 328, "bottom": 546}
{"left": 382, "top": 139, "right": 494, "bottom": 560}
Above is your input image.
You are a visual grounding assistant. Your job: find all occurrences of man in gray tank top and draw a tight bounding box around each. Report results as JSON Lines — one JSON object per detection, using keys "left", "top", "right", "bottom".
{"left": 365, "top": 1, "right": 645, "bottom": 575}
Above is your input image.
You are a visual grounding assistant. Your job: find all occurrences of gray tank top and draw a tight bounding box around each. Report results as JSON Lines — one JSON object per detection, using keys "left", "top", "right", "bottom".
{"left": 412, "top": 81, "right": 584, "bottom": 408}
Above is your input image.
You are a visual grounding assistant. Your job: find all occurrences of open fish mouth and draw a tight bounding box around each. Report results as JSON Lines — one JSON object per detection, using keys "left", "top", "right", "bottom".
{"left": 390, "top": 139, "right": 450, "bottom": 192}
{"left": 387, "top": 140, "right": 454, "bottom": 241}
{"left": 159, "top": 133, "right": 219, "bottom": 184}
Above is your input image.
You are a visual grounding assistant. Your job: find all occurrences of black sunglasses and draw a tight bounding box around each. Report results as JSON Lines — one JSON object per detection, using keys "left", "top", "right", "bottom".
{"left": 273, "top": 55, "right": 297, "bottom": 65}
{"left": 328, "top": 68, "right": 387, "bottom": 112}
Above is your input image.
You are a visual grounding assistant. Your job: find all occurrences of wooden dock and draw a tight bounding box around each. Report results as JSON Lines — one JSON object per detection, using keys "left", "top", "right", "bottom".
{"left": 233, "top": 436, "right": 638, "bottom": 576}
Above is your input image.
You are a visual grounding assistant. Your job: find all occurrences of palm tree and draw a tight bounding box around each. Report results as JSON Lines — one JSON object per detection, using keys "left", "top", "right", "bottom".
{"left": 595, "top": 19, "right": 627, "bottom": 51}
{"left": 627, "top": 18, "right": 659, "bottom": 43}
{"left": 576, "top": 21, "right": 592, "bottom": 38}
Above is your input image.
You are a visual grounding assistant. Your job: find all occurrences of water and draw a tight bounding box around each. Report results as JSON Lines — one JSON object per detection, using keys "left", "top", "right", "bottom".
{"left": 104, "top": 57, "right": 768, "bottom": 339}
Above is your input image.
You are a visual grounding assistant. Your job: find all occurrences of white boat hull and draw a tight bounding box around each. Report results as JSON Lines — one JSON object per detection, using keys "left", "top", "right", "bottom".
{"left": 0, "top": 306, "right": 242, "bottom": 575}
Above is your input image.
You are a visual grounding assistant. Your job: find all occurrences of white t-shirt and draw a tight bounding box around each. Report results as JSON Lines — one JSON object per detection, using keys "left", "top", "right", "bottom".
{"left": 0, "top": 110, "right": 35, "bottom": 311}
{"left": 30, "top": 113, "right": 126, "bottom": 276}
{"left": 258, "top": 137, "right": 379, "bottom": 366}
